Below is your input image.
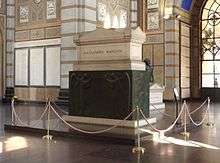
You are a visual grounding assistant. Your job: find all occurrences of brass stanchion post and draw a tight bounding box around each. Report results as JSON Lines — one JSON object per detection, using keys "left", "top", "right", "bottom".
{"left": 132, "top": 106, "right": 145, "bottom": 154}
{"left": 43, "top": 99, "right": 53, "bottom": 140}
{"left": 206, "top": 97, "right": 215, "bottom": 127}
{"left": 180, "top": 101, "right": 190, "bottom": 138}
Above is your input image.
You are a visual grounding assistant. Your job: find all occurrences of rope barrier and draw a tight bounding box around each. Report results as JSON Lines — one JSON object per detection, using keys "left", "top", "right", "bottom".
{"left": 11, "top": 99, "right": 49, "bottom": 127}
{"left": 141, "top": 98, "right": 212, "bottom": 135}
{"left": 50, "top": 105, "right": 136, "bottom": 134}
{"left": 140, "top": 103, "right": 185, "bottom": 133}
{"left": 189, "top": 98, "right": 208, "bottom": 115}
{"left": 150, "top": 97, "right": 209, "bottom": 118}
{"left": 10, "top": 97, "right": 213, "bottom": 138}
{"left": 9, "top": 96, "right": 216, "bottom": 155}
{"left": 12, "top": 104, "right": 49, "bottom": 127}
{"left": 50, "top": 101, "right": 68, "bottom": 115}
{"left": 150, "top": 104, "right": 176, "bottom": 118}
{"left": 186, "top": 101, "right": 210, "bottom": 126}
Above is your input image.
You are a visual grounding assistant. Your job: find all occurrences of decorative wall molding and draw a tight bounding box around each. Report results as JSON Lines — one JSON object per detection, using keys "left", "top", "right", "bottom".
{"left": 15, "top": 38, "right": 61, "bottom": 48}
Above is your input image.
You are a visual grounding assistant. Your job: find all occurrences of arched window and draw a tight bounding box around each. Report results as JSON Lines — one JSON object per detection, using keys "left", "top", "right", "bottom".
{"left": 202, "top": 0, "right": 220, "bottom": 88}
{"left": 97, "top": 0, "right": 129, "bottom": 29}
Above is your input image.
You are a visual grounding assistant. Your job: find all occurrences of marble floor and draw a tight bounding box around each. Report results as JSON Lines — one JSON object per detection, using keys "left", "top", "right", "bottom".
{"left": 0, "top": 100, "right": 220, "bottom": 163}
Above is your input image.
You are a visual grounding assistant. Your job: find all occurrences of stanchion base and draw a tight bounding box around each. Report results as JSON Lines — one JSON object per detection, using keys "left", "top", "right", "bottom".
{"left": 180, "top": 132, "right": 190, "bottom": 138}
{"left": 206, "top": 122, "right": 215, "bottom": 127}
{"left": 42, "top": 135, "right": 53, "bottom": 140}
{"left": 132, "top": 147, "right": 145, "bottom": 154}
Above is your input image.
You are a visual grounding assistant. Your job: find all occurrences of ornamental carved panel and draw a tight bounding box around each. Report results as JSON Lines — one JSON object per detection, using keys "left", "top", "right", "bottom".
{"left": 20, "top": 6, "right": 29, "bottom": 23}
{"left": 147, "top": 12, "right": 159, "bottom": 30}
{"left": 15, "top": 0, "right": 60, "bottom": 30}
{"left": 147, "top": 0, "right": 159, "bottom": 9}
{"left": 47, "top": 0, "right": 56, "bottom": 19}
{"left": 139, "top": 0, "right": 162, "bottom": 33}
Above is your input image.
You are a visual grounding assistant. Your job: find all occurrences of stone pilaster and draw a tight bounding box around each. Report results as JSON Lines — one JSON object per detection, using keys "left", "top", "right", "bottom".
{"left": 130, "top": 0, "right": 138, "bottom": 28}
{"left": 60, "top": 0, "right": 97, "bottom": 89}
{"left": 6, "top": 0, "right": 15, "bottom": 88}
{"left": 164, "top": 18, "right": 180, "bottom": 100}
{"left": 4, "top": 0, "right": 15, "bottom": 101}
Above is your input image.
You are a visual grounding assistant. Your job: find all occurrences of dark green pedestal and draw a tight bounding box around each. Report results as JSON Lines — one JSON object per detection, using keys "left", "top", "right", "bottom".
{"left": 69, "top": 70, "right": 150, "bottom": 120}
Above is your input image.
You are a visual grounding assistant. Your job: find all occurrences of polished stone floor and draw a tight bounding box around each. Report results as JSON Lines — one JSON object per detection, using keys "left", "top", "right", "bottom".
{"left": 0, "top": 100, "right": 220, "bottom": 163}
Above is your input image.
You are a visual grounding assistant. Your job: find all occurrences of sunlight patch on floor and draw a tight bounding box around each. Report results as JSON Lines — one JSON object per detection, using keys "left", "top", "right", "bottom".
{"left": 3, "top": 136, "right": 28, "bottom": 152}
{"left": 141, "top": 128, "right": 220, "bottom": 150}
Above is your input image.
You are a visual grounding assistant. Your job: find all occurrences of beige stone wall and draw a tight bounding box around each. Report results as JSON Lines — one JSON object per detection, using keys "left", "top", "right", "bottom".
{"left": 13, "top": 0, "right": 61, "bottom": 101}
{"left": 140, "top": 0, "right": 195, "bottom": 100}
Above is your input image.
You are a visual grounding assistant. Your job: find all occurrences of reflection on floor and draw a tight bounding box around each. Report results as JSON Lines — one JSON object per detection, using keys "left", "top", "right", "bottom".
{"left": 0, "top": 100, "right": 220, "bottom": 163}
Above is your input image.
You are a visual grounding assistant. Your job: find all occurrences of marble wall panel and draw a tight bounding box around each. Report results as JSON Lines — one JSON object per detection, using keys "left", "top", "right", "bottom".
{"left": 146, "top": 34, "right": 164, "bottom": 44}
{"left": 45, "top": 26, "right": 60, "bottom": 38}
{"left": 15, "top": 30, "right": 29, "bottom": 41}
{"left": 154, "top": 44, "right": 164, "bottom": 66}
{"left": 154, "top": 66, "right": 164, "bottom": 86}
{"left": 143, "top": 44, "right": 153, "bottom": 61}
